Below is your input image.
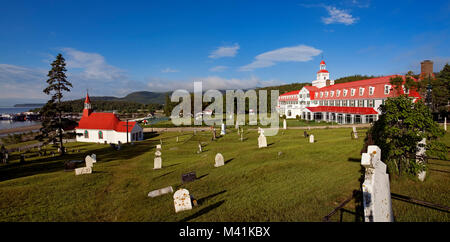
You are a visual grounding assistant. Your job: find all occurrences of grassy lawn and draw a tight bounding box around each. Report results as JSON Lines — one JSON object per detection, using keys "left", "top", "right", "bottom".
{"left": 0, "top": 127, "right": 448, "bottom": 222}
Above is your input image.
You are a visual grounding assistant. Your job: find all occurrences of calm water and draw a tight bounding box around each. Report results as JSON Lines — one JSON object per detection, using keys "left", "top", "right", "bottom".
{"left": 0, "top": 107, "right": 41, "bottom": 131}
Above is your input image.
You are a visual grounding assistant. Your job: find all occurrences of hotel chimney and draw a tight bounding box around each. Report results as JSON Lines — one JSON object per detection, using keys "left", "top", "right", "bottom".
{"left": 420, "top": 60, "right": 434, "bottom": 80}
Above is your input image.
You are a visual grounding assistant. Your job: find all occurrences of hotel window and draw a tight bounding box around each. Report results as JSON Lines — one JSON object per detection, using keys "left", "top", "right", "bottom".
{"left": 336, "top": 90, "right": 341, "bottom": 97}
{"left": 343, "top": 89, "right": 348, "bottom": 96}
{"left": 384, "top": 85, "right": 391, "bottom": 95}
{"left": 307, "top": 93, "right": 310, "bottom": 98}
{"left": 98, "top": 131, "right": 103, "bottom": 139}
{"left": 84, "top": 130, "right": 89, "bottom": 138}
{"left": 320, "top": 92, "right": 323, "bottom": 98}
{"left": 330, "top": 91, "right": 334, "bottom": 97}
{"left": 402, "top": 85, "right": 410, "bottom": 94}
{"left": 351, "top": 88, "right": 356, "bottom": 96}
{"left": 359, "top": 88, "right": 364, "bottom": 96}
{"left": 350, "top": 100, "right": 355, "bottom": 107}
{"left": 358, "top": 100, "right": 364, "bottom": 107}
{"left": 307, "top": 101, "right": 310, "bottom": 106}
{"left": 368, "top": 99, "right": 374, "bottom": 107}
{"left": 315, "top": 93, "right": 318, "bottom": 98}
{"left": 325, "top": 91, "right": 328, "bottom": 97}
{"left": 369, "top": 86, "right": 374, "bottom": 95}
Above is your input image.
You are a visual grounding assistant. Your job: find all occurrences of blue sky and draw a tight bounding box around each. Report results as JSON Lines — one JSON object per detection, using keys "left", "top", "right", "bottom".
{"left": 0, "top": 0, "right": 449, "bottom": 106}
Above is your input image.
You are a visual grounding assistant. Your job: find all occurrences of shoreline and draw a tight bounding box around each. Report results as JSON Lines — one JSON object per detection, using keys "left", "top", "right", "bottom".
{"left": 0, "top": 124, "right": 42, "bottom": 136}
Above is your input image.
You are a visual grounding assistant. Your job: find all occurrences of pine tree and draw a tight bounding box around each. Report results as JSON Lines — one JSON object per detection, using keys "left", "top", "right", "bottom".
{"left": 38, "top": 54, "right": 72, "bottom": 154}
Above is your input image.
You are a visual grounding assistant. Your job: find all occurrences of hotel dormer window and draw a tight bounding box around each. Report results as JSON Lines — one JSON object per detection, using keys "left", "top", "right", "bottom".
{"left": 320, "top": 92, "right": 323, "bottom": 98}
{"left": 325, "top": 91, "right": 328, "bottom": 97}
{"left": 384, "top": 85, "right": 391, "bottom": 95}
{"left": 330, "top": 91, "right": 334, "bottom": 97}
{"left": 359, "top": 87, "right": 364, "bottom": 96}
{"left": 402, "top": 85, "right": 410, "bottom": 94}
{"left": 369, "top": 86, "right": 375, "bottom": 95}
{"left": 343, "top": 89, "right": 348, "bottom": 97}
{"left": 315, "top": 92, "right": 318, "bottom": 98}
{"left": 351, "top": 88, "right": 355, "bottom": 96}
{"left": 336, "top": 90, "right": 340, "bottom": 97}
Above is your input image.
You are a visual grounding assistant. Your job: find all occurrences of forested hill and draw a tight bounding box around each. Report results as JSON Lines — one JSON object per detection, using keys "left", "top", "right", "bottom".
{"left": 82, "top": 91, "right": 168, "bottom": 104}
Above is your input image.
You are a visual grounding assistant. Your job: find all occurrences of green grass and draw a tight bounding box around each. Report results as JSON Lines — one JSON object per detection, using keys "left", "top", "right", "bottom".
{"left": 0, "top": 128, "right": 448, "bottom": 222}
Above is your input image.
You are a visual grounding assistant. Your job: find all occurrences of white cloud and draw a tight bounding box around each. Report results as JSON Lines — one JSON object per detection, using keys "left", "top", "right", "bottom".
{"left": 161, "top": 67, "right": 179, "bottom": 73}
{"left": 209, "top": 65, "right": 228, "bottom": 72}
{"left": 240, "top": 45, "right": 322, "bottom": 71}
{"left": 0, "top": 64, "right": 48, "bottom": 100}
{"left": 322, "top": 6, "right": 358, "bottom": 25}
{"left": 208, "top": 43, "right": 240, "bottom": 59}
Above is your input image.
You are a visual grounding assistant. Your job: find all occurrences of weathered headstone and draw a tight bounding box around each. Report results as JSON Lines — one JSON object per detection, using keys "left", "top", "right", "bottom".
{"left": 361, "top": 145, "right": 394, "bottom": 222}
{"left": 258, "top": 133, "right": 267, "bottom": 148}
{"left": 212, "top": 128, "right": 217, "bottom": 140}
{"left": 220, "top": 123, "right": 226, "bottom": 135}
{"left": 197, "top": 143, "right": 202, "bottom": 153}
{"left": 75, "top": 166, "right": 92, "bottom": 175}
{"left": 416, "top": 138, "right": 427, "bottom": 182}
{"left": 156, "top": 144, "right": 162, "bottom": 150}
{"left": 214, "top": 153, "right": 224, "bottom": 167}
{"left": 148, "top": 186, "right": 173, "bottom": 198}
{"left": 182, "top": 172, "right": 197, "bottom": 183}
{"left": 173, "top": 188, "right": 193, "bottom": 213}
{"left": 176, "top": 136, "right": 179, "bottom": 142}
{"left": 309, "top": 134, "right": 314, "bottom": 143}
{"left": 85, "top": 155, "right": 94, "bottom": 168}
{"left": 154, "top": 149, "right": 162, "bottom": 169}
{"left": 352, "top": 126, "right": 358, "bottom": 139}
{"left": 283, "top": 119, "right": 287, "bottom": 130}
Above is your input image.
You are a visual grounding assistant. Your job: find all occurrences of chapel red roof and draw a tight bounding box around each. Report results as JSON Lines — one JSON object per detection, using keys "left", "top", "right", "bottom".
{"left": 320, "top": 60, "right": 326, "bottom": 65}
{"left": 317, "top": 69, "right": 329, "bottom": 73}
{"left": 84, "top": 93, "right": 91, "bottom": 104}
{"left": 76, "top": 112, "right": 137, "bottom": 132}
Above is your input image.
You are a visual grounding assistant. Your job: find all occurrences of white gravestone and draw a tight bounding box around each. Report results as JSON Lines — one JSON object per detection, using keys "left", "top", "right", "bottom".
{"left": 416, "top": 138, "right": 427, "bottom": 182}
{"left": 258, "top": 133, "right": 267, "bottom": 148}
{"left": 309, "top": 134, "right": 314, "bottom": 143}
{"left": 214, "top": 153, "right": 225, "bottom": 167}
{"left": 198, "top": 143, "right": 202, "bottom": 153}
{"left": 91, "top": 154, "right": 97, "bottom": 163}
{"left": 173, "top": 188, "right": 193, "bottom": 213}
{"left": 353, "top": 126, "right": 358, "bottom": 139}
{"left": 361, "top": 145, "right": 394, "bottom": 222}
{"left": 156, "top": 144, "right": 161, "bottom": 150}
{"left": 444, "top": 117, "right": 447, "bottom": 131}
{"left": 154, "top": 150, "right": 162, "bottom": 169}
{"left": 220, "top": 123, "right": 226, "bottom": 135}
{"left": 283, "top": 119, "right": 287, "bottom": 130}
{"left": 75, "top": 166, "right": 92, "bottom": 176}
{"left": 85, "top": 155, "right": 94, "bottom": 168}
{"left": 148, "top": 186, "right": 173, "bottom": 198}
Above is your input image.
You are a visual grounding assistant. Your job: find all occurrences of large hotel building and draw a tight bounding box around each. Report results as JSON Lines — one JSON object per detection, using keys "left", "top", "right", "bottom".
{"left": 277, "top": 60, "right": 432, "bottom": 124}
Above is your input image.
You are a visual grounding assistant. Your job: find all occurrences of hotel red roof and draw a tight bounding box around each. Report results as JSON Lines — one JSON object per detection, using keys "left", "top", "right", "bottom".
{"left": 306, "top": 106, "right": 379, "bottom": 115}
{"left": 76, "top": 112, "right": 137, "bottom": 132}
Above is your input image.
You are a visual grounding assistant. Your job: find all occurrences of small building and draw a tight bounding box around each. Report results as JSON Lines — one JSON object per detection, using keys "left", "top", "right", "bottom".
{"left": 75, "top": 93, "right": 143, "bottom": 144}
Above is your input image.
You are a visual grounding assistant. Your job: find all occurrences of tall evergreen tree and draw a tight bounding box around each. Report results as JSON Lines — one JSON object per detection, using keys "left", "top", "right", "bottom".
{"left": 37, "top": 54, "right": 72, "bottom": 154}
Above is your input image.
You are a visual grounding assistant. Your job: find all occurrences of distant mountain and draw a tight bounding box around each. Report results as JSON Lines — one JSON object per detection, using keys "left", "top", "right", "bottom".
{"left": 14, "top": 103, "right": 45, "bottom": 107}
{"left": 119, "top": 91, "right": 168, "bottom": 104}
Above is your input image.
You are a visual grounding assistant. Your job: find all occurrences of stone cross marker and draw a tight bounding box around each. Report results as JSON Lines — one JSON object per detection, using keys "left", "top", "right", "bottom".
{"left": 148, "top": 186, "right": 173, "bottom": 198}
{"left": 154, "top": 149, "right": 162, "bottom": 169}
{"left": 309, "top": 134, "right": 314, "bottom": 143}
{"left": 416, "top": 138, "right": 427, "bottom": 182}
{"left": 361, "top": 145, "right": 394, "bottom": 222}
{"left": 258, "top": 133, "right": 267, "bottom": 148}
{"left": 283, "top": 119, "right": 287, "bottom": 130}
{"left": 173, "top": 188, "right": 193, "bottom": 213}
{"left": 214, "top": 153, "right": 224, "bottom": 167}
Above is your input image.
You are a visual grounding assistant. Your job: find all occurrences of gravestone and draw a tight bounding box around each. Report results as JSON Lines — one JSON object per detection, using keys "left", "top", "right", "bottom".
{"left": 173, "top": 188, "right": 193, "bottom": 213}
{"left": 283, "top": 119, "right": 287, "bottom": 130}
{"left": 148, "top": 186, "right": 173, "bottom": 198}
{"left": 85, "top": 155, "right": 94, "bottom": 168}
{"left": 445, "top": 117, "right": 447, "bottom": 131}
{"left": 182, "top": 171, "right": 197, "bottom": 183}
{"left": 214, "top": 153, "right": 224, "bottom": 167}
{"left": 154, "top": 150, "right": 162, "bottom": 169}
{"left": 309, "top": 134, "right": 314, "bottom": 143}
{"left": 156, "top": 144, "right": 162, "bottom": 150}
{"left": 416, "top": 138, "right": 427, "bottom": 182}
{"left": 258, "top": 133, "right": 267, "bottom": 148}
{"left": 197, "top": 143, "right": 202, "bottom": 153}
{"left": 91, "top": 154, "right": 97, "bottom": 163}
{"left": 352, "top": 126, "right": 358, "bottom": 139}
{"left": 212, "top": 128, "right": 216, "bottom": 140}
{"left": 220, "top": 123, "right": 226, "bottom": 135}
{"left": 176, "top": 136, "right": 179, "bottom": 142}
{"left": 361, "top": 145, "right": 394, "bottom": 222}
{"left": 240, "top": 132, "right": 244, "bottom": 142}
{"left": 160, "top": 139, "right": 163, "bottom": 144}
{"left": 75, "top": 166, "right": 92, "bottom": 175}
